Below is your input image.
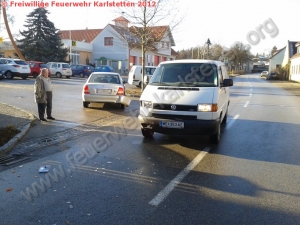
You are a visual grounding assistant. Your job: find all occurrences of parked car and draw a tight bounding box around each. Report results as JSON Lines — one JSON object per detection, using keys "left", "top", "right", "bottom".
{"left": 0, "top": 69, "right": 3, "bottom": 80}
{"left": 27, "top": 61, "right": 50, "bottom": 78}
{"left": 82, "top": 72, "right": 130, "bottom": 109}
{"left": 138, "top": 60, "right": 233, "bottom": 144}
{"left": 71, "top": 64, "right": 94, "bottom": 78}
{"left": 94, "top": 65, "right": 114, "bottom": 72}
{"left": 260, "top": 71, "right": 269, "bottom": 77}
{"left": 266, "top": 72, "right": 280, "bottom": 80}
{"left": 0, "top": 58, "right": 30, "bottom": 79}
{"left": 128, "top": 65, "right": 157, "bottom": 87}
{"left": 47, "top": 62, "right": 72, "bottom": 78}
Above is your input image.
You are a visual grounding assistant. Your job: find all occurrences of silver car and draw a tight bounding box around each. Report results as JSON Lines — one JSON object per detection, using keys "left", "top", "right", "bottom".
{"left": 0, "top": 58, "right": 30, "bottom": 79}
{"left": 82, "top": 72, "right": 131, "bottom": 109}
{"left": 260, "top": 71, "right": 268, "bottom": 77}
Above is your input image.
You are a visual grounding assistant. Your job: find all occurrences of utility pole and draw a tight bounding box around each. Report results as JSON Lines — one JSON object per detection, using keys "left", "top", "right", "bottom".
{"left": 206, "top": 38, "right": 211, "bottom": 60}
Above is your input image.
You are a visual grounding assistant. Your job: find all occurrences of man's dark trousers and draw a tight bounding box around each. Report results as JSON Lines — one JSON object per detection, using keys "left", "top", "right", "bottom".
{"left": 46, "top": 91, "right": 53, "bottom": 117}
{"left": 37, "top": 103, "right": 46, "bottom": 120}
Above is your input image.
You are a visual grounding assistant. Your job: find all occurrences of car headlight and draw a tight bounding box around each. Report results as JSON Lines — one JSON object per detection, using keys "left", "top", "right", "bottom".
{"left": 197, "top": 104, "right": 218, "bottom": 112}
{"left": 141, "top": 101, "right": 152, "bottom": 108}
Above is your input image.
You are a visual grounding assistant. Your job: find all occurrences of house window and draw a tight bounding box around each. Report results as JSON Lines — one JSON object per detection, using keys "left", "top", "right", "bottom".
{"left": 104, "top": 37, "right": 113, "bottom": 46}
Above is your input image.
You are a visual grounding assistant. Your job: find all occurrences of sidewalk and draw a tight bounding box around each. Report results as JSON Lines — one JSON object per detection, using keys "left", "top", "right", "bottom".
{"left": 0, "top": 103, "right": 35, "bottom": 155}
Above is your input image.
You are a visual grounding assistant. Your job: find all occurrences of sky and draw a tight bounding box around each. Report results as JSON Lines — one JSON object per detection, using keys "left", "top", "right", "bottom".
{"left": 1, "top": 0, "right": 300, "bottom": 56}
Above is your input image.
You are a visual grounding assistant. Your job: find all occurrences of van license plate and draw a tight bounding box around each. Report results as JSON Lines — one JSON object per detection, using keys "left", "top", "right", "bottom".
{"left": 160, "top": 121, "right": 184, "bottom": 129}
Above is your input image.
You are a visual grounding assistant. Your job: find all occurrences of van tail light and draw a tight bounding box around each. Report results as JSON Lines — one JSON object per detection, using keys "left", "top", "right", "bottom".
{"left": 12, "top": 65, "right": 21, "bottom": 68}
{"left": 83, "top": 85, "right": 90, "bottom": 94}
{"left": 117, "top": 87, "right": 124, "bottom": 96}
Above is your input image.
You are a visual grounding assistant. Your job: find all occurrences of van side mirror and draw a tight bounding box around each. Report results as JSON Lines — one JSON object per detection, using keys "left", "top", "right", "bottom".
{"left": 222, "top": 79, "right": 233, "bottom": 87}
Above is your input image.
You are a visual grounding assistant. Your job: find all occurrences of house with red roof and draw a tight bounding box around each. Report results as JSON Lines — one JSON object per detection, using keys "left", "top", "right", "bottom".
{"left": 59, "top": 16, "right": 178, "bottom": 73}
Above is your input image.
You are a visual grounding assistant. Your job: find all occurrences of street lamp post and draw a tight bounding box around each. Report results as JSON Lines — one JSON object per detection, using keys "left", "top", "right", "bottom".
{"left": 206, "top": 38, "right": 211, "bottom": 59}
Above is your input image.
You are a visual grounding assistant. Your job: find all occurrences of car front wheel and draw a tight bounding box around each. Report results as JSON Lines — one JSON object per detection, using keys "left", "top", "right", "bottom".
{"left": 5, "top": 71, "right": 14, "bottom": 79}
{"left": 21, "top": 76, "right": 28, "bottom": 80}
{"left": 79, "top": 73, "right": 84, "bottom": 78}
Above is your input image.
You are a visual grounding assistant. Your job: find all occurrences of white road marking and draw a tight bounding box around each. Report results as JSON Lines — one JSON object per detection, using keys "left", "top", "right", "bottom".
{"left": 149, "top": 147, "right": 211, "bottom": 207}
{"left": 225, "top": 114, "right": 239, "bottom": 130}
{"left": 244, "top": 101, "right": 249, "bottom": 107}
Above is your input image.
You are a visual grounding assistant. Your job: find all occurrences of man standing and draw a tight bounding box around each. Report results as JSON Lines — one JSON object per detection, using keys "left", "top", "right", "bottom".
{"left": 34, "top": 68, "right": 55, "bottom": 121}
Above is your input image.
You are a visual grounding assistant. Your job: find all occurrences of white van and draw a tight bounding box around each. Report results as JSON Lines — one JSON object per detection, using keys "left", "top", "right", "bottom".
{"left": 138, "top": 59, "right": 233, "bottom": 144}
{"left": 128, "top": 65, "right": 157, "bottom": 87}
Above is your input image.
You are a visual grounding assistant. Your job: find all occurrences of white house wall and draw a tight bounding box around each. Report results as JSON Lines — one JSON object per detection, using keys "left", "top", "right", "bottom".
{"left": 290, "top": 57, "right": 300, "bottom": 82}
{"left": 156, "top": 32, "right": 172, "bottom": 56}
{"left": 269, "top": 50, "right": 284, "bottom": 72}
{"left": 92, "top": 25, "right": 128, "bottom": 72}
{"left": 62, "top": 39, "right": 93, "bottom": 52}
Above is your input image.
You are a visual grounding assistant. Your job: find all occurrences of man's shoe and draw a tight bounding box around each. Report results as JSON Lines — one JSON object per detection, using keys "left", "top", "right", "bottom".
{"left": 47, "top": 116, "right": 55, "bottom": 120}
{"left": 40, "top": 118, "right": 47, "bottom": 122}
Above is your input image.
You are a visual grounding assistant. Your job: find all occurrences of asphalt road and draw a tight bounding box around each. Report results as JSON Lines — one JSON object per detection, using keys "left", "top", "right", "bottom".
{"left": 1, "top": 74, "right": 300, "bottom": 224}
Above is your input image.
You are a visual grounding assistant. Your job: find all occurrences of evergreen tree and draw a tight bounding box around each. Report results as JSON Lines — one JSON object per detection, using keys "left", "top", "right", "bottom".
{"left": 16, "top": 8, "right": 68, "bottom": 62}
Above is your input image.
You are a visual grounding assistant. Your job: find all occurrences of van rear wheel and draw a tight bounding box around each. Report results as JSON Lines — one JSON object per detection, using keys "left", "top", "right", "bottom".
{"left": 141, "top": 128, "right": 154, "bottom": 138}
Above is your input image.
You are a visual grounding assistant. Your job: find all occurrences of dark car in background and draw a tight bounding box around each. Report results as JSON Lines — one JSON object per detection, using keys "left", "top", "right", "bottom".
{"left": 94, "top": 65, "right": 114, "bottom": 72}
{"left": 0, "top": 69, "right": 3, "bottom": 80}
{"left": 71, "top": 64, "right": 94, "bottom": 78}
{"left": 266, "top": 72, "right": 280, "bottom": 80}
{"left": 27, "top": 61, "right": 50, "bottom": 78}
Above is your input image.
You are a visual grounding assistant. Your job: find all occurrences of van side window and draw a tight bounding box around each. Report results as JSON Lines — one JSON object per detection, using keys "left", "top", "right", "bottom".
{"left": 221, "top": 66, "right": 228, "bottom": 79}
{"left": 219, "top": 66, "right": 224, "bottom": 86}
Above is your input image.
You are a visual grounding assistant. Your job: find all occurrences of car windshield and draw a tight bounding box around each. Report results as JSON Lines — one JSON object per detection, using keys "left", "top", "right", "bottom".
{"left": 150, "top": 63, "right": 218, "bottom": 87}
{"left": 90, "top": 74, "right": 120, "bottom": 84}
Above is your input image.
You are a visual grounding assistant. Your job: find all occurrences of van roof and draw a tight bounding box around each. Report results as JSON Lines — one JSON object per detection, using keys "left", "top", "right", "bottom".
{"left": 159, "top": 59, "right": 225, "bottom": 66}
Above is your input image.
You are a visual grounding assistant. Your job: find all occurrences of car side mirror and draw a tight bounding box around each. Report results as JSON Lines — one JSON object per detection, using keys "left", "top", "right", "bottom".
{"left": 222, "top": 78, "right": 233, "bottom": 87}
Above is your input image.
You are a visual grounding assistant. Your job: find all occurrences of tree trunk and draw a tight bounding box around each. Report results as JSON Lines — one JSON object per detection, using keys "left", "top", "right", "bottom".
{"left": 2, "top": 4, "right": 25, "bottom": 60}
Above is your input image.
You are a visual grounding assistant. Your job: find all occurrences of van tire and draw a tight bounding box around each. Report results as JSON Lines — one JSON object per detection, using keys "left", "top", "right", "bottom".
{"left": 56, "top": 72, "right": 62, "bottom": 78}
{"left": 119, "top": 103, "right": 125, "bottom": 109}
{"left": 141, "top": 128, "right": 154, "bottom": 138}
{"left": 210, "top": 120, "right": 221, "bottom": 144}
{"left": 66, "top": 76, "right": 70, "bottom": 79}
{"left": 222, "top": 108, "right": 228, "bottom": 124}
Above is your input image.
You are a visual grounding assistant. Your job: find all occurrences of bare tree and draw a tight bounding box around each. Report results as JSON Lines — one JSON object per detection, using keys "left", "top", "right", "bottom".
{"left": 225, "top": 42, "right": 252, "bottom": 70}
{"left": 116, "top": 0, "right": 183, "bottom": 90}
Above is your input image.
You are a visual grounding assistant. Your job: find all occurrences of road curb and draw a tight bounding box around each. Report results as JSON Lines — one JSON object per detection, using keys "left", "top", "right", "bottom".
{"left": 0, "top": 104, "right": 36, "bottom": 156}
